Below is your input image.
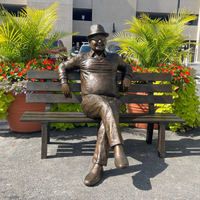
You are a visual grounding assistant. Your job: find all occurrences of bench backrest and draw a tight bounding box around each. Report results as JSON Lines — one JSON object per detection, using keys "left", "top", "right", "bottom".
{"left": 26, "top": 70, "right": 172, "bottom": 113}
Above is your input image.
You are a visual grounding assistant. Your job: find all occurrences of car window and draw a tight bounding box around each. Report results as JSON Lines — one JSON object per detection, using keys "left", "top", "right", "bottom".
{"left": 79, "top": 45, "right": 91, "bottom": 53}
{"left": 115, "top": 46, "right": 122, "bottom": 53}
{"left": 42, "top": 40, "right": 59, "bottom": 48}
{"left": 59, "top": 40, "right": 64, "bottom": 48}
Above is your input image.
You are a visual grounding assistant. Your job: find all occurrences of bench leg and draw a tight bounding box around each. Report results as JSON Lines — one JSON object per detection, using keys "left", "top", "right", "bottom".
{"left": 146, "top": 123, "right": 154, "bottom": 144}
{"left": 158, "top": 123, "right": 166, "bottom": 158}
{"left": 47, "top": 123, "right": 50, "bottom": 144}
{"left": 41, "top": 122, "right": 49, "bottom": 159}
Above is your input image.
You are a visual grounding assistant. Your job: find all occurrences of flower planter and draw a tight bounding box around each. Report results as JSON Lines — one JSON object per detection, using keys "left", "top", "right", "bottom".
{"left": 6, "top": 92, "right": 45, "bottom": 133}
{"left": 125, "top": 92, "right": 158, "bottom": 130}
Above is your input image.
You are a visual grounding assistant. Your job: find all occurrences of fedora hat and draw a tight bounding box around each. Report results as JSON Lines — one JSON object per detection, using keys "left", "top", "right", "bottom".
{"left": 87, "top": 24, "right": 109, "bottom": 39}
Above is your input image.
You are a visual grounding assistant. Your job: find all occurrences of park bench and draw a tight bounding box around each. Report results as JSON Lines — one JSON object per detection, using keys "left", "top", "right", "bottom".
{"left": 20, "top": 70, "right": 185, "bottom": 159}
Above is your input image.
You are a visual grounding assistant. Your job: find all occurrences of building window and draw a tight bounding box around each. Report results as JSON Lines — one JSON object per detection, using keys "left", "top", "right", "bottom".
{"left": 136, "top": 12, "right": 198, "bottom": 26}
{"left": 188, "top": 15, "right": 198, "bottom": 26}
{"left": 1, "top": 4, "right": 26, "bottom": 15}
{"left": 73, "top": 8, "right": 92, "bottom": 21}
{"left": 136, "top": 12, "right": 169, "bottom": 20}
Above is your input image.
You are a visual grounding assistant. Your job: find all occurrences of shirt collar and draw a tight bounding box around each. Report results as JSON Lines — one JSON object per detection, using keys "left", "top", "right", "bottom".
{"left": 89, "top": 49, "right": 108, "bottom": 57}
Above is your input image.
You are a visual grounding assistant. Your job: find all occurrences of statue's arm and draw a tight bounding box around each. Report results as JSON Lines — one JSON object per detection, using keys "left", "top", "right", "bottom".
{"left": 117, "top": 56, "right": 133, "bottom": 92}
{"left": 58, "top": 56, "right": 80, "bottom": 98}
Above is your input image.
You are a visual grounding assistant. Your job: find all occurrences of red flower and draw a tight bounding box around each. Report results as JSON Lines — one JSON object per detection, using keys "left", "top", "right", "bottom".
{"left": 172, "top": 63, "right": 176, "bottom": 66}
{"left": 42, "top": 68, "right": 46, "bottom": 71}
{"left": 134, "top": 62, "right": 137, "bottom": 65}
{"left": 0, "top": 69, "right": 2, "bottom": 73}
{"left": 34, "top": 62, "right": 38, "bottom": 64}
{"left": 170, "top": 71, "right": 175, "bottom": 76}
{"left": 145, "top": 69, "right": 148, "bottom": 72}
{"left": 132, "top": 66, "right": 135, "bottom": 70}
{"left": 43, "top": 60, "right": 48, "bottom": 65}
{"left": 11, "top": 63, "right": 15, "bottom": 66}
{"left": 31, "top": 79, "right": 36, "bottom": 82}
{"left": 180, "top": 73, "right": 185, "bottom": 78}
{"left": 53, "top": 69, "right": 58, "bottom": 71}
{"left": 148, "top": 71, "right": 152, "bottom": 73}
{"left": 185, "top": 72, "right": 191, "bottom": 75}
{"left": 158, "top": 68, "right": 160, "bottom": 71}
{"left": 137, "top": 65, "right": 140, "bottom": 69}
{"left": 36, "top": 69, "right": 40, "bottom": 71}
{"left": 174, "top": 77, "right": 177, "bottom": 80}
{"left": 40, "top": 79, "right": 44, "bottom": 82}
{"left": 166, "top": 69, "right": 169, "bottom": 72}
{"left": 158, "top": 64, "right": 162, "bottom": 66}
{"left": 185, "top": 78, "right": 189, "bottom": 83}
{"left": 47, "top": 65, "right": 52, "bottom": 70}
{"left": 131, "top": 63, "right": 133, "bottom": 65}
{"left": 3, "top": 77, "right": 6, "bottom": 79}
{"left": 55, "top": 66, "right": 58, "bottom": 69}
{"left": 27, "top": 66, "right": 30, "bottom": 69}
{"left": 47, "top": 60, "right": 54, "bottom": 64}
{"left": 169, "top": 65, "right": 171, "bottom": 67}
{"left": 161, "top": 68, "right": 164, "bottom": 70}
{"left": 172, "top": 67, "right": 176, "bottom": 70}
{"left": 14, "top": 68, "right": 18, "bottom": 72}
{"left": 18, "top": 73, "right": 22, "bottom": 76}
{"left": 10, "top": 71, "right": 14, "bottom": 75}
{"left": 54, "top": 79, "right": 57, "bottom": 82}
{"left": 177, "top": 66, "right": 182, "bottom": 69}
{"left": 2, "top": 73, "right": 6, "bottom": 76}
{"left": 2, "top": 64, "right": 5, "bottom": 67}
{"left": 162, "top": 64, "right": 165, "bottom": 66}
{"left": 6, "top": 62, "right": 10, "bottom": 65}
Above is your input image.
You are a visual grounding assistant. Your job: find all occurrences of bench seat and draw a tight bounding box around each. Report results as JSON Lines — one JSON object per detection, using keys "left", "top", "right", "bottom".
{"left": 21, "top": 111, "right": 185, "bottom": 124}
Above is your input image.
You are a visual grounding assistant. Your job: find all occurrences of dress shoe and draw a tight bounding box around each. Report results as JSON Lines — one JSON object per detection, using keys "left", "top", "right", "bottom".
{"left": 114, "top": 145, "right": 129, "bottom": 169}
{"left": 84, "top": 164, "right": 103, "bottom": 186}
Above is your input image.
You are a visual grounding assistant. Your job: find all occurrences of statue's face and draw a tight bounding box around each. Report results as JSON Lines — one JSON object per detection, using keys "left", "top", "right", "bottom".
{"left": 89, "top": 34, "right": 107, "bottom": 53}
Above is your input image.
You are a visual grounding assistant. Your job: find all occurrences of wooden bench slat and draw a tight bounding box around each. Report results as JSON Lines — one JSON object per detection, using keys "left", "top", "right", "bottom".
{"left": 27, "top": 82, "right": 172, "bottom": 93}
{"left": 27, "top": 70, "right": 172, "bottom": 81}
{"left": 20, "top": 112, "right": 185, "bottom": 123}
{"left": 22, "top": 111, "right": 177, "bottom": 117}
{"left": 26, "top": 94, "right": 173, "bottom": 104}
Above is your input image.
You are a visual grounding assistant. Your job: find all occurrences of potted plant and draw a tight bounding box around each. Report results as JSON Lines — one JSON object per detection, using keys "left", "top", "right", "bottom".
{"left": 0, "top": 2, "right": 77, "bottom": 132}
{"left": 124, "top": 60, "right": 200, "bottom": 132}
{"left": 0, "top": 58, "right": 60, "bottom": 132}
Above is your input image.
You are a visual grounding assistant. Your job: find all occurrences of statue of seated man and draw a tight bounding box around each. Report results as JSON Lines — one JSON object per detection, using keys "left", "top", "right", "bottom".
{"left": 58, "top": 24, "right": 133, "bottom": 186}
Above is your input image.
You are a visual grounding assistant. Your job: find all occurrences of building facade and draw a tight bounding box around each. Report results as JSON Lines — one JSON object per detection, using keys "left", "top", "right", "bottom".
{"left": 1, "top": 0, "right": 200, "bottom": 61}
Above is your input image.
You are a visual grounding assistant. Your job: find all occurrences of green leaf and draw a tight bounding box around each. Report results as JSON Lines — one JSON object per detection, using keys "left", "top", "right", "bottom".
{"left": 6, "top": 94, "right": 15, "bottom": 102}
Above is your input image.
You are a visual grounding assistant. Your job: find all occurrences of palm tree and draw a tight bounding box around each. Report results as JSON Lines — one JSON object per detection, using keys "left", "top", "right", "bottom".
{"left": 0, "top": 2, "right": 77, "bottom": 63}
{"left": 109, "top": 8, "right": 196, "bottom": 68}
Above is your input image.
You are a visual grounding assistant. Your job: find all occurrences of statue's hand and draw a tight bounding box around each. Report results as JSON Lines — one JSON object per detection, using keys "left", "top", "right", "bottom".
{"left": 123, "top": 77, "right": 131, "bottom": 92}
{"left": 62, "top": 83, "right": 72, "bottom": 98}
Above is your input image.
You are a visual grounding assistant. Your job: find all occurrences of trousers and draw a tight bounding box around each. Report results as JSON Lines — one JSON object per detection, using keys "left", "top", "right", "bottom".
{"left": 81, "top": 94, "right": 124, "bottom": 166}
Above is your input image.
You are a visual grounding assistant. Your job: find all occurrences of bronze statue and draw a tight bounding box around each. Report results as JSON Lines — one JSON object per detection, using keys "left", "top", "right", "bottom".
{"left": 58, "top": 24, "right": 132, "bottom": 186}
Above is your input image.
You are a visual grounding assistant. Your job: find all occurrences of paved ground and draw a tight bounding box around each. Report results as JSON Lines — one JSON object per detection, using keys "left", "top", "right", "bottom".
{"left": 1, "top": 62, "right": 200, "bottom": 200}
{"left": 0, "top": 119, "right": 200, "bottom": 200}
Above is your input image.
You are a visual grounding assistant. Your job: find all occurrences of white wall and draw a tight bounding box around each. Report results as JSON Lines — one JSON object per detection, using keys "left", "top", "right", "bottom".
{"left": 27, "top": 0, "right": 73, "bottom": 51}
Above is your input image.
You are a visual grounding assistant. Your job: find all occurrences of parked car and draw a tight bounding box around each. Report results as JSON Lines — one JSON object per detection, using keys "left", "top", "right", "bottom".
{"left": 79, "top": 43, "right": 91, "bottom": 53}
{"left": 70, "top": 46, "right": 80, "bottom": 57}
{"left": 41, "top": 39, "right": 68, "bottom": 63}
{"left": 108, "top": 45, "right": 126, "bottom": 59}
{"left": 79, "top": 42, "right": 109, "bottom": 54}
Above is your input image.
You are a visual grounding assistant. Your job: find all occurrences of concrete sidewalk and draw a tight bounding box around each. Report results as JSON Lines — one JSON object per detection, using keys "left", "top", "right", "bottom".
{"left": 0, "top": 120, "right": 200, "bottom": 200}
